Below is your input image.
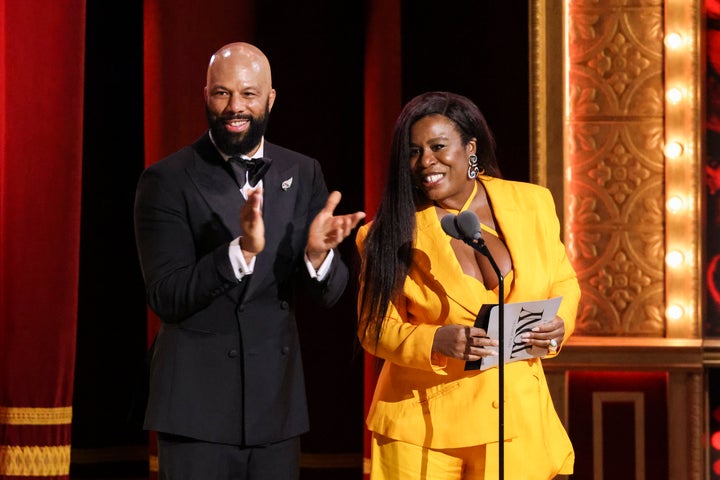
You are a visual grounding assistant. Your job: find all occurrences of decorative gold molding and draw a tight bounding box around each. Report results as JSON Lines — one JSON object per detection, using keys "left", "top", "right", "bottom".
{"left": 543, "top": 335, "right": 703, "bottom": 371}
{"left": 529, "top": 0, "right": 566, "bottom": 221}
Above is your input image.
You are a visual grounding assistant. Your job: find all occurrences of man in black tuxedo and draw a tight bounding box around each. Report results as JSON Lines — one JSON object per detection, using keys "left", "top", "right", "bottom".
{"left": 133, "top": 42, "right": 365, "bottom": 479}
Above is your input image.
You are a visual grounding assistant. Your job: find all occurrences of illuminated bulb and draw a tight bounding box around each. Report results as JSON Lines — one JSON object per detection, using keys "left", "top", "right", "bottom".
{"left": 665, "top": 32, "right": 684, "bottom": 49}
{"left": 666, "top": 196, "right": 685, "bottom": 213}
{"left": 666, "top": 304, "right": 684, "bottom": 320}
{"left": 666, "top": 250, "right": 684, "bottom": 268}
{"left": 664, "top": 141, "right": 684, "bottom": 159}
{"left": 666, "top": 88, "right": 683, "bottom": 104}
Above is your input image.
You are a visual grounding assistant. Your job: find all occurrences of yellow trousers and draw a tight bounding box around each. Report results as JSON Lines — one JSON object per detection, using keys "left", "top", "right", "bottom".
{"left": 370, "top": 432, "right": 568, "bottom": 480}
{"left": 370, "top": 433, "right": 491, "bottom": 480}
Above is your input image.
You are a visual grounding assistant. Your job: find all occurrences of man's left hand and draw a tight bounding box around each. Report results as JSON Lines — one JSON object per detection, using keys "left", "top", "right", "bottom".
{"left": 306, "top": 191, "right": 366, "bottom": 268}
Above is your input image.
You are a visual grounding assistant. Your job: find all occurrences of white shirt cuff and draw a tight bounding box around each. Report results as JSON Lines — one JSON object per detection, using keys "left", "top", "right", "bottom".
{"left": 305, "top": 249, "right": 334, "bottom": 281}
{"left": 229, "top": 237, "right": 256, "bottom": 280}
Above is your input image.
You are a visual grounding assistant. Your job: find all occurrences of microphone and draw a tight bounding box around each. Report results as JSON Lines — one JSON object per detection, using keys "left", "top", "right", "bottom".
{"left": 442, "top": 210, "right": 488, "bottom": 254}
{"left": 440, "top": 214, "right": 461, "bottom": 239}
{"left": 440, "top": 208, "right": 506, "bottom": 478}
{"left": 456, "top": 210, "right": 482, "bottom": 242}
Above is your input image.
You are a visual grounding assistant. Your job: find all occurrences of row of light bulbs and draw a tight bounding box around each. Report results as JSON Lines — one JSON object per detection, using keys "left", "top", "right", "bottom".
{"left": 663, "top": 27, "right": 694, "bottom": 326}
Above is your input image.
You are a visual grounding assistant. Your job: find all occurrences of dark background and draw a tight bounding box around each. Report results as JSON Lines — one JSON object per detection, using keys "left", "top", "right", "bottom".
{"left": 72, "top": 1, "right": 529, "bottom": 478}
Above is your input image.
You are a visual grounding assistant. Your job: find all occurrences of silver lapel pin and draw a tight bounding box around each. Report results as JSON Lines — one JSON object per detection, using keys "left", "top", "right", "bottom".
{"left": 281, "top": 177, "right": 293, "bottom": 191}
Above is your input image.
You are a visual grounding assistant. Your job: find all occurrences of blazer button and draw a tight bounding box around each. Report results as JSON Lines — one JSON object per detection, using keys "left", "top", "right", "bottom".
{"left": 492, "top": 400, "right": 500, "bottom": 409}
{"left": 280, "top": 301, "right": 289, "bottom": 310}
{"left": 281, "top": 346, "right": 290, "bottom": 355}
{"left": 228, "top": 349, "right": 239, "bottom": 358}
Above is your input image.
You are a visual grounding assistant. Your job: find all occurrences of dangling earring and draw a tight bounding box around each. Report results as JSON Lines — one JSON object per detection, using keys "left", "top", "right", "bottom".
{"left": 467, "top": 154, "right": 480, "bottom": 179}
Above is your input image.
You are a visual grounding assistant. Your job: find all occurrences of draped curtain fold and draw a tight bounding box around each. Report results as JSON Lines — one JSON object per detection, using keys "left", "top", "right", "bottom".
{"left": 363, "top": 0, "right": 402, "bottom": 477}
{"left": 0, "top": 1, "right": 86, "bottom": 478}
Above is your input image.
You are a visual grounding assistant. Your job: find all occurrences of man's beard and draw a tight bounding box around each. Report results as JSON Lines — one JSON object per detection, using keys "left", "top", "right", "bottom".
{"left": 206, "top": 101, "right": 270, "bottom": 156}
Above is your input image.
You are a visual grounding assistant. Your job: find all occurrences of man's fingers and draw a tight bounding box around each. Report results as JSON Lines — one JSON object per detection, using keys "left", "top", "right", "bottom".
{"left": 247, "top": 188, "right": 264, "bottom": 211}
{"left": 349, "top": 211, "right": 366, "bottom": 227}
{"left": 323, "top": 191, "right": 342, "bottom": 214}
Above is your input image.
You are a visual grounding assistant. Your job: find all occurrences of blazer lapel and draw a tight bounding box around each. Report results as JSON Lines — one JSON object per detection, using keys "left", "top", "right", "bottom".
{"left": 415, "top": 177, "right": 527, "bottom": 316}
{"left": 414, "top": 206, "right": 484, "bottom": 317}
{"left": 182, "top": 136, "right": 307, "bottom": 302}
{"left": 188, "top": 134, "right": 246, "bottom": 239}
{"left": 482, "top": 178, "right": 523, "bottom": 289}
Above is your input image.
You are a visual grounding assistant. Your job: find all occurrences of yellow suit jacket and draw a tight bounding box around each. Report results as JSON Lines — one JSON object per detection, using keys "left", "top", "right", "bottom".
{"left": 356, "top": 177, "right": 580, "bottom": 476}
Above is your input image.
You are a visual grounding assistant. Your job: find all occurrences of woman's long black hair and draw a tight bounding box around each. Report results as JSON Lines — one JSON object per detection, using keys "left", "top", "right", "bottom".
{"left": 358, "top": 91, "right": 502, "bottom": 349}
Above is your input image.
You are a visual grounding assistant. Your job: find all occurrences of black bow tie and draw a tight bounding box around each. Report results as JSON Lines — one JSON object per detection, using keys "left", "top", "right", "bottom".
{"left": 229, "top": 156, "right": 272, "bottom": 188}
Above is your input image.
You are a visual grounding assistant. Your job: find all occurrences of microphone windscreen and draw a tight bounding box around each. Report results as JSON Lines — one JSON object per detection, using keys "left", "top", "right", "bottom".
{"left": 440, "top": 214, "right": 461, "bottom": 239}
{"left": 456, "top": 210, "right": 482, "bottom": 240}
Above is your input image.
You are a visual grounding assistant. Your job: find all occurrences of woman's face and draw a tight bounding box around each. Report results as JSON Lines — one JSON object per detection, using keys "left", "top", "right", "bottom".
{"left": 409, "top": 114, "right": 476, "bottom": 210}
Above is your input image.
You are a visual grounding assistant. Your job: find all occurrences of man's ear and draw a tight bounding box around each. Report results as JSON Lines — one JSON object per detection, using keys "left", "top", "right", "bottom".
{"left": 268, "top": 88, "right": 277, "bottom": 112}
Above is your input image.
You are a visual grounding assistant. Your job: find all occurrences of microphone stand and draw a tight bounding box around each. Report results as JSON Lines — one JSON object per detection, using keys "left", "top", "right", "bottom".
{"left": 460, "top": 235, "right": 504, "bottom": 480}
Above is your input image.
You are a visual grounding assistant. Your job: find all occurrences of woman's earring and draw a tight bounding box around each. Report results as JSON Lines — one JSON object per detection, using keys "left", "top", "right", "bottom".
{"left": 467, "top": 154, "right": 480, "bottom": 179}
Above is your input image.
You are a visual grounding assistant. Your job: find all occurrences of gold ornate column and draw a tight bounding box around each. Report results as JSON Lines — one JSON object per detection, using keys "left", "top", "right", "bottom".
{"left": 530, "top": 0, "right": 704, "bottom": 478}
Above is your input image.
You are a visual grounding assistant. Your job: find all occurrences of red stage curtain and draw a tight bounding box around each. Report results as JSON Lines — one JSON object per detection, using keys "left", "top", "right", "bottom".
{"left": 142, "top": 0, "right": 256, "bottom": 475}
{"left": 362, "top": 0, "right": 402, "bottom": 476}
{"left": 0, "top": 1, "right": 86, "bottom": 478}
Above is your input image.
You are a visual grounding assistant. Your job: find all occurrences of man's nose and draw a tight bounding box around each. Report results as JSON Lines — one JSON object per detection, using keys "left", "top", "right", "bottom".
{"left": 227, "top": 95, "right": 247, "bottom": 113}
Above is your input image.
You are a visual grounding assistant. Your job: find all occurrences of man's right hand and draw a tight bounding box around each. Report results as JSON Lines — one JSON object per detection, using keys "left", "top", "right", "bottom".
{"left": 239, "top": 188, "right": 265, "bottom": 257}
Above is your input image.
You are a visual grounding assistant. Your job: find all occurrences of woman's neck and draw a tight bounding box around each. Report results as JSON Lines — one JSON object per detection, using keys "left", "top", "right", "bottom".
{"left": 438, "top": 180, "right": 478, "bottom": 215}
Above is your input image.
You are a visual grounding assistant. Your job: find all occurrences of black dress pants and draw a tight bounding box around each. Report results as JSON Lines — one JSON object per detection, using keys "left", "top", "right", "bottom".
{"left": 157, "top": 432, "right": 300, "bottom": 480}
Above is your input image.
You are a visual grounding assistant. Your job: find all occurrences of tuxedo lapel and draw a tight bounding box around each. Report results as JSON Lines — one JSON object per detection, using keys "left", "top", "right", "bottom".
{"left": 188, "top": 134, "right": 246, "bottom": 239}
{"left": 181, "top": 136, "right": 308, "bottom": 302}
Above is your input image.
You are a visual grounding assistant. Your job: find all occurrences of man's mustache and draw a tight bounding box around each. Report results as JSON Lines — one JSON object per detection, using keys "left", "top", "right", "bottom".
{"left": 223, "top": 114, "right": 253, "bottom": 122}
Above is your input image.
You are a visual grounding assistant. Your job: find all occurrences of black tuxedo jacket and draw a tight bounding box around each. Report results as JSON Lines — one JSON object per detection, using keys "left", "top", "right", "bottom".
{"left": 134, "top": 132, "right": 349, "bottom": 446}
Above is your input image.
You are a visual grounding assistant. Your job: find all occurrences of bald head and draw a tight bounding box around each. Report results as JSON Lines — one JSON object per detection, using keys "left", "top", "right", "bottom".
{"left": 207, "top": 42, "right": 273, "bottom": 88}
{"left": 204, "top": 42, "right": 276, "bottom": 156}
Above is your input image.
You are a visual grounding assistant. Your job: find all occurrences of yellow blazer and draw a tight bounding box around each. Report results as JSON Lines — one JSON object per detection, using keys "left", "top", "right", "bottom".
{"left": 356, "top": 177, "right": 580, "bottom": 476}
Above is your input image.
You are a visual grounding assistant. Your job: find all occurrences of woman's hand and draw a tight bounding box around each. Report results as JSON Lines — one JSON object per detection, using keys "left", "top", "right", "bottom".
{"left": 521, "top": 316, "right": 566, "bottom": 354}
{"left": 432, "top": 324, "right": 499, "bottom": 362}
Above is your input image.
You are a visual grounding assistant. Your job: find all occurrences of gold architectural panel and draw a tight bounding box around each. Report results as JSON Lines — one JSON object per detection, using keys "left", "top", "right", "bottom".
{"left": 531, "top": 2, "right": 704, "bottom": 476}
{"left": 567, "top": 0, "right": 665, "bottom": 336}
{"left": 531, "top": 0, "right": 702, "bottom": 339}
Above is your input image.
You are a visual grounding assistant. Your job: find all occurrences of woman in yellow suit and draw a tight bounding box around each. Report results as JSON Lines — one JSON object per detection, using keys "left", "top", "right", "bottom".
{"left": 356, "top": 91, "right": 580, "bottom": 479}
